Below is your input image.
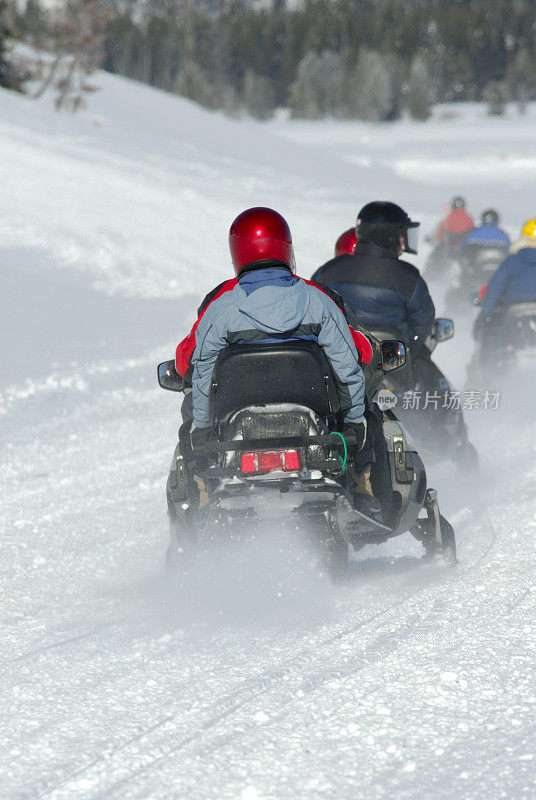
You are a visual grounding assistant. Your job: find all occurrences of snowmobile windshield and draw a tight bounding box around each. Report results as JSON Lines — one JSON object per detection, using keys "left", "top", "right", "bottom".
{"left": 404, "top": 222, "right": 420, "bottom": 255}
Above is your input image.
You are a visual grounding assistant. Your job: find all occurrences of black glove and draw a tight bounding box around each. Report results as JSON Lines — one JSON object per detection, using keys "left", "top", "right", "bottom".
{"left": 343, "top": 419, "right": 367, "bottom": 451}
{"left": 190, "top": 425, "right": 218, "bottom": 453}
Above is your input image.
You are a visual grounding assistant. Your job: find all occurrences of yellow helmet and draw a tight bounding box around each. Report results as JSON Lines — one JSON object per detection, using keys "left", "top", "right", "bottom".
{"left": 520, "top": 218, "right": 536, "bottom": 238}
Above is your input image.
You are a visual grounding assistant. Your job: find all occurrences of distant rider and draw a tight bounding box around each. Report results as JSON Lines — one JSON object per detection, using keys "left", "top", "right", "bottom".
{"left": 475, "top": 217, "right": 536, "bottom": 337}
{"left": 458, "top": 208, "right": 510, "bottom": 271}
{"left": 436, "top": 196, "right": 475, "bottom": 249}
{"left": 424, "top": 196, "right": 475, "bottom": 277}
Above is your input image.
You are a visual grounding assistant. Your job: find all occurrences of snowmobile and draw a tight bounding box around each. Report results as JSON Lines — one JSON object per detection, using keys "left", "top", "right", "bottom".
{"left": 468, "top": 300, "right": 536, "bottom": 384}
{"left": 158, "top": 339, "right": 456, "bottom": 579}
{"left": 366, "top": 318, "right": 478, "bottom": 471}
{"left": 445, "top": 244, "right": 508, "bottom": 312}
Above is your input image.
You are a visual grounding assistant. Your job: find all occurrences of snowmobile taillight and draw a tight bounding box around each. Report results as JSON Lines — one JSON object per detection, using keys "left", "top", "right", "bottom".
{"left": 283, "top": 449, "right": 301, "bottom": 470}
{"left": 240, "top": 449, "right": 301, "bottom": 474}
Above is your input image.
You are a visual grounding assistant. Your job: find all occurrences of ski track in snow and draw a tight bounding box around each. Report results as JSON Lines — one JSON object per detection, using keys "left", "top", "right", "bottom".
{"left": 1, "top": 77, "right": 536, "bottom": 800}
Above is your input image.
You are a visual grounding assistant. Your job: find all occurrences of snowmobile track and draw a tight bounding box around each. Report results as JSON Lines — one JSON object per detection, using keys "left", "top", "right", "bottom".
{"left": 31, "top": 513, "right": 497, "bottom": 800}
{"left": 37, "top": 600, "right": 441, "bottom": 799}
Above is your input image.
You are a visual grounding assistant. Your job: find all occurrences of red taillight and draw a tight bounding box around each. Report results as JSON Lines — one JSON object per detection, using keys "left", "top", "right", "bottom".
{"left": 241, "top": 453, "right": 257, "bottom": 473}
{"left": 240, "top": 449, "right": 301, "bottom": 474}
{"left": 283, "top": 449, "right": 300, "bottom": 470}
{"left": 257, "top": 451, "right": 286, "bottom": 472}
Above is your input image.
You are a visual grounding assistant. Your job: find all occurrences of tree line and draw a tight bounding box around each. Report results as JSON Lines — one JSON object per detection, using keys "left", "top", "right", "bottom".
{"left": 3, "top": 0, "right": 536, "bottom": 119}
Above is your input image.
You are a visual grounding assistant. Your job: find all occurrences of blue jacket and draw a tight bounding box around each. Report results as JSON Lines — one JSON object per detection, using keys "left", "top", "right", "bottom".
{"left": 190, "top": 266, "right": 365, "bottom": 428}
{"left": 459, "top": 224, "right": 510, "bottom": 250}
{"left": 481, "top": 246, "right": 536, "bottom": 316}
{"left": 311, "top": 242, "right": 435, "bottom": 347}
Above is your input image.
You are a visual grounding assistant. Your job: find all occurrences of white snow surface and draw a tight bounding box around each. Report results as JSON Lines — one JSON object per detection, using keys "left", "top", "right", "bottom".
{"left": 1, "top": 73, "right": 536, "bottom": 799}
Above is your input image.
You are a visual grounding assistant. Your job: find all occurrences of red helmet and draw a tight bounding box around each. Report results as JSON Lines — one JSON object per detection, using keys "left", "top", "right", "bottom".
{"left": 229, "top": 207, "right": 295, "bottom": 276}
{"left": 335, "top": 228, "right": 357, "bottom": 257}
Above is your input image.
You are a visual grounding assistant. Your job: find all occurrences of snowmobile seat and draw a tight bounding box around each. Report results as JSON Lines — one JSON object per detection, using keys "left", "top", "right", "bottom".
{"left": 208, "top": 341, "right": 342, "bottom": 422}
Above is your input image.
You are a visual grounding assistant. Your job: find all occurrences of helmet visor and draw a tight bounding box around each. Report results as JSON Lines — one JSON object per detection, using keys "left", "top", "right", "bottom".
{"left": 404, "top": 222, "right": 420, "bottom": 255}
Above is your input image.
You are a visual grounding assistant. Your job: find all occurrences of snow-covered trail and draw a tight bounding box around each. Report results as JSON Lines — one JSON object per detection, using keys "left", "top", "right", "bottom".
{"left": 2, "top": 75, "right": 536, "bottom": 799}
{"left": 3, "top": 403, "right": 535, "bottom": 800}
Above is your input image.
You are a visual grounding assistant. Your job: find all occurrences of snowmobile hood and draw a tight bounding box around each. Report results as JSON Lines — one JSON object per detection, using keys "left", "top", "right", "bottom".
{"left": 236, "top": 270, "right": 310, "bottom": 333}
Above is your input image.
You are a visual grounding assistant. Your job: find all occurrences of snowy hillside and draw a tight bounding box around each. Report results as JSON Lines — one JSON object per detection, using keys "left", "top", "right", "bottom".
{"left": 1, "top": 72, "right": 536, "bottom": 800}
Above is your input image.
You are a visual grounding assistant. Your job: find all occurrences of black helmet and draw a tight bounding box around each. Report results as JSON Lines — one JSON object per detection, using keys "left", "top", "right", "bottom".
{"left": 451, "top": 196, "right": 466, "bottom": 210}
{"left": 481, "top": 208, "right": 499, "bottom": 227}
{"left": 356, "top": 201, "right": 420, "bottom": 255}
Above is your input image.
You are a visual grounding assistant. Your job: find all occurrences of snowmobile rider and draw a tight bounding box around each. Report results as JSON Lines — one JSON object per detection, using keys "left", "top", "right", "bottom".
{"left": 435, "top": 195, "right": 475, "bottom": 249}
{"left": 475, "top": 217, "right": 536, "bottom": 338}
{"left": 311, "top": 201, "right": 436, "bottom": 355}
{"left": 458, "top": 208, "right": 510, "bottom": 269}
{"left": 423, "top": 196, "right": 475, "bottom": 278}
{"left": 310, "top": 201, "right": 474, "bottom": 458}
{"left": 175, "top": 206, "right": 380, "bottom": 518}
{"left": 459, "top": 208, "right": 510, "bottom": 251}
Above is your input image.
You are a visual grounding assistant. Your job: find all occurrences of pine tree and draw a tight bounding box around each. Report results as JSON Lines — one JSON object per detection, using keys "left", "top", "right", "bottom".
{"left": 505, "top": 47, "right": 536, "bottom": 115}
{"left": 17, "top": 0, "right": 46, "bottom": 41}
{"left": 318, "top": 50, "right": 346, "bottom": 118}
{"left": 289, "top": 51, "right": 322, "bottom": 119}
{"left": 243, "top": 70, "right": 276, "bottom": 120}
{"left": 103, "top": 14, "right": 140, "bottom": 79}
{"left": 0, "top": 7, "right": 10, "bottom": 88}
{"left": 176, "top": 60, "right": 213, "bottom": 107}
{"left": 407, "top": 54, "right": 432, "bottom": 121}
{"left": 0, "top": 0, "right": 25, "bottom": 91}
{"left": 289, "top": 49, "right": 348, "bottom": 119}
{"left": 175, "top": 0, "right": 213, "bottom": 107}
{"left": 351, "top": 47, "right": 392, "bottom": 122}
{"left": 483, "top": 80, "right": 507, "bottom": 116}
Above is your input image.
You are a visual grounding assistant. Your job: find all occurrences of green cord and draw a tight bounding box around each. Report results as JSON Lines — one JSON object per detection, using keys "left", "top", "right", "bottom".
{"left": 329, "top": 431, "right": 348, "bottom": 476}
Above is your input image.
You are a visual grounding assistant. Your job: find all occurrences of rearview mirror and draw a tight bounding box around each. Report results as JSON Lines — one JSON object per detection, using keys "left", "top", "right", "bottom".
{"left": 157, "top": 360, "right": 186, "bottom": 392}
{"left": 433, "top": 318, "right": 454, "bottom": 342}
{"left": 381, "top": 340, "right": 406, "bottom": 372}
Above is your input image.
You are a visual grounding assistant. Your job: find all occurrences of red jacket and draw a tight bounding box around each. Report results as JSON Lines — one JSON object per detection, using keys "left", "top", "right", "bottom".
{"left": 437, "top": 208, "right": 475, "bottom": 243}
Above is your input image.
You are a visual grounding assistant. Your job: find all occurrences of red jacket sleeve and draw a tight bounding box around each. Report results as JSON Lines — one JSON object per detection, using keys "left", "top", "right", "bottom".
{"left": 175, "top": 278, "right": 238, "bottom": 378}
{"left": 349, "top": 327, "right": 373, "bottom": 365}
{"left": 175, "top": 331, "right": 196, "bottom": 378}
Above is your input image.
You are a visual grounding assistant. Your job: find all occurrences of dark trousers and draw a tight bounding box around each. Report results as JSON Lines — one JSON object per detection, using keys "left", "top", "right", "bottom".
{"left": 366, "top": 402, "right": 395, "bottom": 521}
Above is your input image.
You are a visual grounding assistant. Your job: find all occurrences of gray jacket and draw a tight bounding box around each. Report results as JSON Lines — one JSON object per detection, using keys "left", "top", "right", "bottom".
{"left": 190, "top": 269, "right": 365, "bottom": 428}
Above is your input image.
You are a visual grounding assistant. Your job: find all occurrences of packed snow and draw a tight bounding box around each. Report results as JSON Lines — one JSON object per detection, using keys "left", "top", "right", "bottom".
{"left": 1, "top": 72, "right": 536, "bottom": 800}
